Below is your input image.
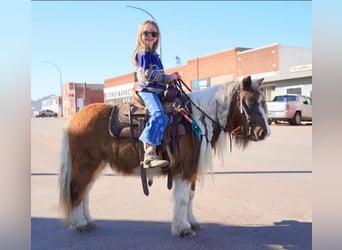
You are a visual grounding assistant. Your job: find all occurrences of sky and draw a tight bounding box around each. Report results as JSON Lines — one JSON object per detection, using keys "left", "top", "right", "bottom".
{"left": 31, "top": 1, "right": 312, "bottom": 101}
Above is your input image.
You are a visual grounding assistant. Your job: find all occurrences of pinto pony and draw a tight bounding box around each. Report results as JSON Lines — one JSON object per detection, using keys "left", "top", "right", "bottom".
{"left": 59, "top": 76, "right": 270, "bottom": 237}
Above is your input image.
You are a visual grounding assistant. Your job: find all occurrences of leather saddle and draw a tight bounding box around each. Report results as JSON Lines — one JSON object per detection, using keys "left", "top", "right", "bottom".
{"left": 108, "top": 86, "right": 192, "bottom": 140}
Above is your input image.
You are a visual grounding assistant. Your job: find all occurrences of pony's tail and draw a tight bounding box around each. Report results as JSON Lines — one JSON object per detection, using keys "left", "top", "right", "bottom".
{"left": 59, "top": 126, "right": 72, "bottom": 224}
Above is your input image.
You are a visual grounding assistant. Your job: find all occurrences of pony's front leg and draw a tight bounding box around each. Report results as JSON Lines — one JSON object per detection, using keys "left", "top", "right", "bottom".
{"left": 187, "top": 183, "right": 202, "bottom": 230}
{"left": 171, "top": 176, "right": 196, "bottom": 237}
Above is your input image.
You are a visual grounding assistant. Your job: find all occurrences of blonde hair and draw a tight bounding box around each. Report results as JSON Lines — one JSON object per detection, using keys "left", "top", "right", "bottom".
{"left": 132, "top": 20, "right": 161, "bottom": 66}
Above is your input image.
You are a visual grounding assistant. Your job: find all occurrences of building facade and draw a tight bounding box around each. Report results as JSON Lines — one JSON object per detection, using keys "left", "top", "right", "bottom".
{"left": 104, "top": 43, "right": 312, "bottom": 103}
{"left": 104, "top": 73, "right": 137, "bottom": 105}
{"left": 62, "top": 82, "right": 104, "bottom": 117}
{"left": 32, "top": 95, "right": 61, "bottom": 117}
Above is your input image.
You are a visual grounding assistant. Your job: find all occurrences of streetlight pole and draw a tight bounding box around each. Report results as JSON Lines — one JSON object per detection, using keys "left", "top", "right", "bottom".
{"left": 126, "top": 5, "right": 162, "bottom": 59}
{"left": 42, "top": 60, "right": 63, "bottom": 117}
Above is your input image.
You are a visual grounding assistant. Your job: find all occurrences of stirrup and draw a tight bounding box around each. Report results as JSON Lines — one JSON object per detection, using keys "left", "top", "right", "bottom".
{"left": 143, "top": 154, "right": 169, "bottom": 169}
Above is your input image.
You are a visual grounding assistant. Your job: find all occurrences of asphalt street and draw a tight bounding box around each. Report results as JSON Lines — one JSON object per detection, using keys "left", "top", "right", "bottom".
{"left": 31, "top": 118, "right": 312, "bottom": 250}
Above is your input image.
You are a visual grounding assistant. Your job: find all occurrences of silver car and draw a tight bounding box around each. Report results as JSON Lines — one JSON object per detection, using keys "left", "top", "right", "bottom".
{"left": 35, "top": 109, "right": 58, "bottom": 118}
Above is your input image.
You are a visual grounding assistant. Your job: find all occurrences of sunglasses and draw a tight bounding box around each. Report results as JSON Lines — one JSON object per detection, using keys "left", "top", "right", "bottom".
{"left": 142, "top": 31, "right": 158, "bottom": 38}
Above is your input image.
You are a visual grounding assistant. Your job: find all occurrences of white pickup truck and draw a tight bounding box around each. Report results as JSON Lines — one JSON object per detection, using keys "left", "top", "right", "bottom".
{"left": 266, "top": 94, "right": 312, "bottom": 125}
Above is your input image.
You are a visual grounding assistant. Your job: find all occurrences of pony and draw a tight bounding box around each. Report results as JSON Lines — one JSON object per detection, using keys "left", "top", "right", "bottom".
{"left": 59, "top": 75, "right": 270, "bottom": 237}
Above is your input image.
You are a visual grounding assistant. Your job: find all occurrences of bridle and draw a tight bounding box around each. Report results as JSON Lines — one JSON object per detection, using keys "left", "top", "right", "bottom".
{"left": 230, "top": 88, "right": 256, "bottom": 139}
{"left": 173, "top": 80, "right": 260, "bottom": 153}
{"left": 174, "top": 80, "right": 258, "bottom": 139}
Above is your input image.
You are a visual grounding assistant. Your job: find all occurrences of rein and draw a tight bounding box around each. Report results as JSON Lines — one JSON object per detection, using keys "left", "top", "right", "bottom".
{"left": 174, "top": 80, "right": 225, "bottom": 131}
{"left": 174, "top": 79, "right": 234, "bottom": 152}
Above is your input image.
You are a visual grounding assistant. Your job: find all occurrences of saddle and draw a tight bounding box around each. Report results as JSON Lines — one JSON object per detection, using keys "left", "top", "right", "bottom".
{"left": 109, "top": 87, "right": 192, "bottom": 141}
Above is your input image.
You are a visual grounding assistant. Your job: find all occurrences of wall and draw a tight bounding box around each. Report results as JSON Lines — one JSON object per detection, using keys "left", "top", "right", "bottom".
{"left": 237, "top": 44, "right": 279, "bottom": 78}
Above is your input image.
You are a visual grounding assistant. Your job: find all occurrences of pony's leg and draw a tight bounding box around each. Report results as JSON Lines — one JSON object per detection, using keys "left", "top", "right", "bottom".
{"left": 187, "top": 182, "right": 202, "bottom": 230}
{"left": 70, "top": 201, "right": 88, "bottom": 232}
{"left": 171, "top": 176, "right": 196, "bottom": 237}
{"left": 69, "top": 160, "right": 102, "bottom": 232}
{"left": 82, "top": 184, "right": 98, "bottom": 229}
{"left": 70, "top": 184, "right": 97, "bottom": 233}
{"left": 59, "top": 127, "right": 102, "bottom": 233}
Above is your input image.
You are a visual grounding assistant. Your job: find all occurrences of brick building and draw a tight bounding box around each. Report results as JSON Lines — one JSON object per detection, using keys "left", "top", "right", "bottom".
{"left": 104, "top": 43, "right": 312, "bottom": 104}
{"left": 62, "top": 82, "right": 104, "bottom": 117}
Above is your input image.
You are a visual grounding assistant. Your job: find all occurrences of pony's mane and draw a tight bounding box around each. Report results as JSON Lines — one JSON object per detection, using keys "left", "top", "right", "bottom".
{"left": 189, "top": 81, "right": 240, "bottom": 181}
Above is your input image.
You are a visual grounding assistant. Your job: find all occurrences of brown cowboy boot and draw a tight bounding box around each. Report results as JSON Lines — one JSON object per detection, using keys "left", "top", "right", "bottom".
{"left": 143, "top": 143, "right": 169, "bottom": 168}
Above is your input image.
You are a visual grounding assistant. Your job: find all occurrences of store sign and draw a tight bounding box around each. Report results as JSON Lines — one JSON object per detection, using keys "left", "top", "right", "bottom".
{"left": 199, "top": 79, "right": 209, "bottom": 90}
{"left": 289, "top": 64, "right": 312, "bottom": 73}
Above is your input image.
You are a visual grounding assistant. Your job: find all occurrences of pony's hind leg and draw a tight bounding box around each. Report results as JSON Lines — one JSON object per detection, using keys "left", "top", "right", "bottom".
{"left": 71, "top": 202, "right": 89, "bottom": 233}
{"left": 69, "top": 159, "right": 103, "bottom": 233}
{"left": 171, "top": 176, "right": 196, "bottom": 237}
{"left": 59, "top": 116, "right": 106, "bottom": 233}
{"left": 72, "top": 186, "right": 97, "bottom": 233}
{"left": 82, "top": 184, "right": 98, "bottom": 229}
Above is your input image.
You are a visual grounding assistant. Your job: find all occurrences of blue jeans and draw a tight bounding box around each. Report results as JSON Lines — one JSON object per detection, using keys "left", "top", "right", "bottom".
{"left": 137, "top": 90, "right": 169, "bottom": 145}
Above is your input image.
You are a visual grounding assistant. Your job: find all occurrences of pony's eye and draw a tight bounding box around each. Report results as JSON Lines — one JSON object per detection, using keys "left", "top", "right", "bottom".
{"left": 247, "top": 100, "right": 256, "bottom": 107}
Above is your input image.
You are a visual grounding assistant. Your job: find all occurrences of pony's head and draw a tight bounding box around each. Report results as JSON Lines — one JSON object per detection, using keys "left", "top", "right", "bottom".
{"left": 224, "top": 76, "right": 270, "bottom": 147}
{"left": 188, "top": 76, "right": 270, "bottom": 176}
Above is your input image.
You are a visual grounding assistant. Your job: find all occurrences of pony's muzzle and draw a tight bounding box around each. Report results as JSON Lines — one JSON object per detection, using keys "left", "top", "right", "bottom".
{"left": 252, "top": 127, "right": 269, "bottom": 141}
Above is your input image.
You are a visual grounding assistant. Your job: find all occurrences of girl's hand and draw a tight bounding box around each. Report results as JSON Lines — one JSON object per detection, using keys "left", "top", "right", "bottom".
{"left": 171, "top": 72, "right": 181, "bottom": 81}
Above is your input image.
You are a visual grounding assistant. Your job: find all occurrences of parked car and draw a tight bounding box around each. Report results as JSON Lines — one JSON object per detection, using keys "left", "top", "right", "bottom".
{"left": 35, "top": 109, "right": 58, "bottom": 118}
{"left": 266, "top": 94, "right": 312, "bottom": 125}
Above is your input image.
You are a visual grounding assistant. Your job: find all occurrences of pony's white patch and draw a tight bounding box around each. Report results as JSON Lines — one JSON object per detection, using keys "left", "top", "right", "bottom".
{"left": 187, "top": 189, "right": 198, "bottom": 226}
{"left": 257, "top": 91, "right": 271, "bottom": 137}
{"left": 172, "top": 176, "right": 191, "bottom": 235}
{"left": 82, "top": 184, "right": 93, "bottom": 223}
{"left": 216, "top": 130, "right": 229, "bottom": 165}
{"left": 70, "top": 202, "right": 87, "bottom": 227}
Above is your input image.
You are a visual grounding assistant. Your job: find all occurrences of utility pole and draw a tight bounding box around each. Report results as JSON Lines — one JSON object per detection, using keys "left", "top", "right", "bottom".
{"left": 42, "top": 60, "right": 63, "bottom": 117}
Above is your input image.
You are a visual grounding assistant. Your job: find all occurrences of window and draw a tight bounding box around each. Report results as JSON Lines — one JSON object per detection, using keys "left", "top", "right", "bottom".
{"left": 287, "top": 87, "right": 301, "bottom": 95}
{"left": 191, "top": 78, "right": 210, "bottom": 91}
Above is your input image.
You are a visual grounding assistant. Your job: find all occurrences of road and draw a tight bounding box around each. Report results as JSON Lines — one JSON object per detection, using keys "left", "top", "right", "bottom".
{"left": 31, "top": 118, "right": 312, "bottom": 250}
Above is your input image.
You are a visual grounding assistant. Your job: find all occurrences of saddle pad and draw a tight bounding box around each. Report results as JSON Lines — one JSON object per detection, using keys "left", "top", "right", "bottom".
{"left": 109, "top": 104, "right": 146, "bottom": 138}
{"left": 109, "top": 105, "right": 126, "bottom": 137}
{"left": 118, "top": 103, "right": 147, "bottom": 125}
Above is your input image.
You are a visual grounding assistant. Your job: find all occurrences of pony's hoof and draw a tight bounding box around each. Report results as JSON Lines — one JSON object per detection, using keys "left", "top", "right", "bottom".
{"left": 87, "top": 221, "right": 98, "bottom": 229}
{"left": 180, "top": 228, "right": 196, "bottom": 237}
{"left": 191, "top": 223, "right": 204, "bottom": 230}
{"left": 76, "top": 225, "right": 93, "bottom": 233}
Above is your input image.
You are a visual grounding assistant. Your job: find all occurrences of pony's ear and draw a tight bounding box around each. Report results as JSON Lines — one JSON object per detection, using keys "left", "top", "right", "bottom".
{"left": 256, "top": 78, "right": 264, "bottom": 86}
{"left": 242, "top": 76, "right": 252, "bottom": 90}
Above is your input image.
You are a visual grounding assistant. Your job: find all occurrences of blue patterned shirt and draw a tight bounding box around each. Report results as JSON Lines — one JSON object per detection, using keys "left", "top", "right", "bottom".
{"left": 135, "top": 48, "right": 171, "bottom": 91}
